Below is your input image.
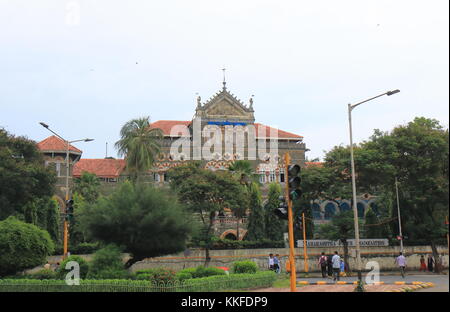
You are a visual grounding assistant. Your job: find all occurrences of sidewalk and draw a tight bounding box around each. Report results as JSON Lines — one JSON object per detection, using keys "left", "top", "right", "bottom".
{"left": 295, "top": 270, "right": 448, "bottom": 278}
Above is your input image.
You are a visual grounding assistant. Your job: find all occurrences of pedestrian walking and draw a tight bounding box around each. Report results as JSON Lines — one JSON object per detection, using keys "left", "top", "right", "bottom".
{"left": 318, "top": 252, "right": 328, "bottom": 278}
{"left": 273, "top": 254, "right": 280, "bottom": 274}
{"left": 395, "top": 252, "right": 407, "bottom": 278}
{"left": 419, "top": 255, "right": 427, "bottom": 272}
{"left": 427, "top": 255, "right": 434, "bottom": 272}
{"left": 327, "top": 254, "right": 333, "bottom": 278}
{"left": 331, "top": 251, "right": 341, "bottom": 282}
{"left": 276, "top": 254, "right": 282, "bottom": 273}
{"left": 268, "top": 254, "right": 275, "bottom": 271}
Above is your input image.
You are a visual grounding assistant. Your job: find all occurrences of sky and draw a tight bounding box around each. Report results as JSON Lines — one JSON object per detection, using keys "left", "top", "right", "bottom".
{"left": 0, "top": 0, "right": 448, "bottom": 160}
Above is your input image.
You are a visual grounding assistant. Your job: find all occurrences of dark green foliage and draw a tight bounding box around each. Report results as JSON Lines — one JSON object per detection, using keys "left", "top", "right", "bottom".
{"left": 168, "top": 163, "right": 248, "bottom": 265}
{"left": 81, "top": 181, "right": 192, "bottom": 267}
{"left": 73, "top": 172, "right": 101, "bottom": 203}
{"left": 232, "top": 260, "right": 258, "bottom": 274}
{"left": 22, "top": 196, "right": 60, "bottom": 243}
{"left": 245, "top": 182, "right": 266, "bottom": 241}
{"left": 29, "top": 269, "right": 57, "bottom": 280}
{"left": 87, "top": 244, "right": 128, "bottom": 279}
{"left": 176, "top": 266, "right": 226, "bottom": 279}
{"left": 0, "top": 217, "right": 55, "bottom": 277}
{"left": 364, "top": 207, "right": 385, "bottom": 238}
{"left": 70, "top": 242, "right": 101, "bottom": 255}
{"left": 264, "top": 183, "right": 286, "bottom": 241}
{"left": 57, "top": 255, "right": 89, "bottom": 279}
{"left": 0, "top": 129, "right": 56, "bottom": 221}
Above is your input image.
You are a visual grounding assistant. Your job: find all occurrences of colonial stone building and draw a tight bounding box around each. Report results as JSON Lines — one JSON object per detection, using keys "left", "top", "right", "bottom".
{"left": 149, "top": 82, "right": 306, "bottom": 185}
{"left": 37, "top": 82, "right": 307, "bottom": 240}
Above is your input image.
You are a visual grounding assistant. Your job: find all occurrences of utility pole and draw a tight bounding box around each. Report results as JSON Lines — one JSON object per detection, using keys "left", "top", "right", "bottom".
{"left": 302, "top": 212, "right": 308, "bottom": 273}
{"left": 284, "top": 153, "right": 297, "bottom": 292}
{"left": 347, "top": 89, "right": 400, "bottom": 281}
{"left": 395, "top": 177, "right": 404, "bottom": 253}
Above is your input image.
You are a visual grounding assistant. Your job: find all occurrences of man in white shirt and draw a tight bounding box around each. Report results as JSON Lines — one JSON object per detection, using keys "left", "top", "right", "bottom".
{"left": 268, "top": 254, "right": 274, "bottom": 271}
{"left": 331, "top": 251, "right": 341, "bottom": 281}
{"left": 395, "top": 252, "right": 407, "bottom": 278}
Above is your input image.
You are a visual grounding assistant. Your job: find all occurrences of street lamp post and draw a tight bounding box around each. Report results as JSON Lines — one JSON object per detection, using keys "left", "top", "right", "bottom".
{"left": 39, "top": 122, "right": 93, "bottom": 259}
{"left": 395, "top": 176, "right": 404, "bottom": 253}
{"left": 347, "top": 89, "right": 400, "bottom": 281}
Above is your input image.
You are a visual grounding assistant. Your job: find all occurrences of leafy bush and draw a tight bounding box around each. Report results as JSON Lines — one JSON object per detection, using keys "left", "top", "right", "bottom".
{"left": 87, "top": 244, "right": 128, "bottom": 279}
{"left": 71, "top": 242, "right": 101, "bottom": 255}
{"left": 0, "top": 216, "right": 55, "bottom": 277}
{"left": 175, "top": 272, "right": 193, "bottom": 281}
{"left": 57, "top": 255, "right": 89, "bottom": 279}
{"left": 29, "top": 269, "right": 57, "bottom": 280}
{"left": 177, "top": 266, "right": 226, "bottom": 279}
{"left": 232, "top": 261, "right": 258, "bottom": 274}
{"left": 133, "top": 268, "right": 176, "bottom": 283}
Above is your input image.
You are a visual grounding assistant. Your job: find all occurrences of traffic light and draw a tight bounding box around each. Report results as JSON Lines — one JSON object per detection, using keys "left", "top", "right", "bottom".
{"left": 65, "top": 199, "right": 74, "bottom": 223}
{"left": 274, "top": 196, "right": 288, "bottom": 220}
{"left": 287, "top": 164, "right": 302, "bottom": 200}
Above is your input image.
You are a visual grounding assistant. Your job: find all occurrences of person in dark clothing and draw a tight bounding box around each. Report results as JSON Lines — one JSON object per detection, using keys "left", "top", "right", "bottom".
{"left": 327, "top": 254, "right": 333, "bottom": 278}
{"left": 427, "top": 255, "right": 434, "bottom": 272}
{"left": 318, "top": 252, "right": 328, "bottom": 278}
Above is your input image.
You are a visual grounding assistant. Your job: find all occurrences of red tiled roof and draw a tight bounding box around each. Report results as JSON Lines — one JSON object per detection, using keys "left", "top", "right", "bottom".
{"left": 150, "top": 120, "right": 191, "bottom": 136}
{"left": 37, "top": 136, "right": 82, "bottom": 154}
{"left": 254, "top": 123, "right": 303, "bottom": 139}
{"left": 73, "top": 159, "right": 126, "bottom": 178}
{"left": 150, "top": 120, "right": 302, "bottom": 139}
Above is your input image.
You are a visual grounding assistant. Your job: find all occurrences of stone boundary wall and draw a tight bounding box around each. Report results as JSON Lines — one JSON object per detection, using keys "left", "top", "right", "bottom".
{"left": 130, "top": 245, "right": 449, "bottom": 273}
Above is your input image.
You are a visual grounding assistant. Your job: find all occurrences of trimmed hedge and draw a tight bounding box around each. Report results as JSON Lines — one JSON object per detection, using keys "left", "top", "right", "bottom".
{"left": 176, "top": 266, "right": 226, "bottom": 279}
{"left": 133, "top": 268, "right": 177, "bottom": 283}
{"left": 182, "top": 271, "right": 276, "bottom": 291}
{"left": 0, "top": 271, "right": 277, "bottom": 292}
{"left": 232, "top": 261, "right": 258, "bottom": 274}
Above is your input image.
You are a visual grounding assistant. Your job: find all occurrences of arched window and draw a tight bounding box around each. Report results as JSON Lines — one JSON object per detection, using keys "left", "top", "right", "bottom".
{"left": 324, "top": 202, "right": 337, "bottom": 220}
{"left": 340, "top": 202, "right": 351, "bottom": 213}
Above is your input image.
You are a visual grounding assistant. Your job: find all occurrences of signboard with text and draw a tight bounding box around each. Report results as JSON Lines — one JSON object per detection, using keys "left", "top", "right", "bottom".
{"left": 296, "top": 239, "right": 389, "bottom": 248}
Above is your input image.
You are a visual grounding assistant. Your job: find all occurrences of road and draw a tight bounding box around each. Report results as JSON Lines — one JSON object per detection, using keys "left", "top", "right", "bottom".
{"left": 296, "top": 274, "right": 449, "bottom": 292}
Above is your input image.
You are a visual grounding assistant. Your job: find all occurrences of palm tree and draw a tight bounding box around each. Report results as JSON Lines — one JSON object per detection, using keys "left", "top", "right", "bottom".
{"left": 228, "top": 160, "right": 256, "bottom": 186}
{"left": 115, "top": 117, "right": 163, "bottom": 181}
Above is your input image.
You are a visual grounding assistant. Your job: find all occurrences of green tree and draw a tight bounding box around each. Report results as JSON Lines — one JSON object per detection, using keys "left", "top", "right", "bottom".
{"left": 168, "top": 162, "right": 247, "bottom": 265}
{"left": 363, "top": 207, "right": 390, "bottom": 239}
{"left": 87, "top": 244, "right": 128, "bottom": 279}
{"left": 0, "top": 216, "right": 55, "bottom": 276}
{"left": 228, "top": 160, "right": 256, "bottom": 185}
{"left": 73, "top": 172, "right": 101, "bottom": 203}
{"left": 80, "top": 181, "right": 192, "bottom": 267}
{"left": 264, "top": 183, "right": 286, "bottom": 241}
{"left": 114, "top": 117, "right": 163, "bottom": 181}
{"left": 23, "top": 196, "right": 60, "bottom": 244}
{"left": 245, "top": 182, "right": 265, "bottom": 241}
{"left": 0, "top": 129, "right": 56, "bottom": 220}
{"left": 319, "top": 211, "right": 359, "bottom": 272}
